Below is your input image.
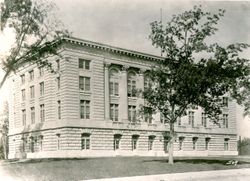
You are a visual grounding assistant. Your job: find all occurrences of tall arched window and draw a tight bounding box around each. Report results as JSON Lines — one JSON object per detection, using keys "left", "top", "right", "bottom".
{"left": 128, "top": 71, "right": 136, "bottom": 97}
{"left": 144, "top": 74, "right": 151, "bottom": 90}
{"left": 109, "top": 69, "right": 119, "bottom": 96}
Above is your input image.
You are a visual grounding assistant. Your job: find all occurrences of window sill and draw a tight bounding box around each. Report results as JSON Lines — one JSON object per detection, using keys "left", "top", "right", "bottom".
{"left": 148, "top": 123, "right": 156, "bottom": 126}
{"left": 110, "top": 96, "right": 119, "bottom": 102}
{"left": 112, "top": 121, "right": 124, "bottom": 125}
{"left": 129, "top": 122, "right": 141, "bottom": 125}
{"left": 177, "top": 125, "right": 186, "bottom": 128}
{"left": 80, "top": 90, "right": 91, "bottom": 94}
{"left": 128, "top": 96, "right": 138, "bottom": 100}
{"left": 79, "top": 68, "right": 91, "bottom": 71}
{"left": 30, "top": 99, "right": 35, "bottom": 104}
{"left": 110, "top": 95, "right": 120, "bottom": 98}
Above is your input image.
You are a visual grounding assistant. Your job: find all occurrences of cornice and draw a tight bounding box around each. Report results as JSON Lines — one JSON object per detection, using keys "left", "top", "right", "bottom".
{"left": 62, "top": 36, "right": 164, "bottom": 62}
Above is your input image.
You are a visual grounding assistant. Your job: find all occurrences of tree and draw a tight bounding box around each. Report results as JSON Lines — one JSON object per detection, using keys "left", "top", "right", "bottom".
{"left": 144, "top": 5, "right": 250, "bottom": 164}
{"left": 0, "top": 0, "right": 69, "bottom": 88}
{"left": 238, "top": 137, "right": 250, "bottom": 155}
{"left": 0, "top": 101, "right": 9, "bottom": 159}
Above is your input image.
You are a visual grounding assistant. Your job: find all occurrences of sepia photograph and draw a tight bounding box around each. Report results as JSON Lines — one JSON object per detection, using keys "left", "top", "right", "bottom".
{"left": 0, "top": 0, "right": 250, "bottom": 180}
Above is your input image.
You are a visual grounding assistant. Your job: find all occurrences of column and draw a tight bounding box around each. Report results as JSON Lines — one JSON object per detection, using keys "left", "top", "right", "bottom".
{"left": 104, "top": 62, "right": 111, "bottom": 120}
{"left": 137, "top": 68, "right": 146, "bottom": 106}
{"left": 120, "top": 65, "right": 129, "bottom": 121}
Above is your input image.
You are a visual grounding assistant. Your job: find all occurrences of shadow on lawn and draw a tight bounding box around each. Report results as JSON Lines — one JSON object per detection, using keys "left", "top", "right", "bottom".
{"left": 142, "top": 158, "right": 250, "bottom": 165}
{"left": 7, "top": 157, "right": 92, "bottom": 164}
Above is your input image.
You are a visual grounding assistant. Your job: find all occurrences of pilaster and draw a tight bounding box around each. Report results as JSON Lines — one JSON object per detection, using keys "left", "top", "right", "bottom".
{"left": 104, "top": 62, "right": 111, "bottom": 120}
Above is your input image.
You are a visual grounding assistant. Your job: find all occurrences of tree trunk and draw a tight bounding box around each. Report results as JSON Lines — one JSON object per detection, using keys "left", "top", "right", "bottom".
{"left": 168, "top": 121, "right": 175, "bottom": 164}
{"left": 0, "top": 71, "right": 10, "bottom": 89}
{"left": 2, "top": 136, "right": 8, "bottom": 159}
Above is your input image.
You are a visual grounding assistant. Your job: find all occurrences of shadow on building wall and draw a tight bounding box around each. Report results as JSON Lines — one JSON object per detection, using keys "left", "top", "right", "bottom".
{"left": 14, "top": 122, "right": 44, "bottom": 159}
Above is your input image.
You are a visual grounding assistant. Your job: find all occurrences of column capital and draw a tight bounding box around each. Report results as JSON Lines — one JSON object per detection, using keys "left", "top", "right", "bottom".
{"left": 104, "top": 62, "right": 111, "bottom": 69}
{"left": 121, "top": 65, "right": 130, "bottom": 72}
{"left": 139, "top": 68, "right": 147, "bottom": 75}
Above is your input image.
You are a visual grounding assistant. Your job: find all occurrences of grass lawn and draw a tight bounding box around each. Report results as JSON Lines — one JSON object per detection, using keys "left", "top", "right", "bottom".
{"left": 1, "top": 156, "right": 250, "bottom": 181}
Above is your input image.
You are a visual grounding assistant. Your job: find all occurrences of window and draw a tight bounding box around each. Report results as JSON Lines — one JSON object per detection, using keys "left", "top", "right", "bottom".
{"left": 40, "top": 82, "right": 44, "bottom": 96}
{"left": 40, "top": 104, "right": 45, "bottom": 122}
{"left": 148, "top": 136, "right": 154, "bottom": 150}
{"left": 128, "top": 72, "right": 136, "bottom": 97}
{"left": 57, "top": 76, "right": 60, "bottom": 90}
{"left": 222, "top": 97, "right": 228, "bottom": 107}
{"left": 114, "top": 134, "right": 121, "bottom": 150}
{"left": 39, "top": 136, "right": 43, "bottom": 151}
{"left": 205, "top": 138, "right": 210, "bottom": 150}
{"left": 79, "top": 76, "right": 90, "bottom": 91}
{"left": 22, "top": 109, "right": 26, "bottom": 126}
{"left": 22, "top": 137, "right": 26, "bottom": 152}
{"left": 132, "top": 135, "right": 139, "bottom": 151}
{"left": 144, "top": 75, "right": 151, "bottom": 90}
{"left": 30, "top": 137, "right": 34, "bottom": 153}
{"left": 21, "top": 89, "right": 25, "bottom": 101}
{"left": 79, "top": 58, "right": 90, "bottom": 70}
{"left": 144, "top": 107, "right": 153, "bottom": 124}
{"left": 224, "top": 138, "right": 229, "bottom": 150}
{"left": 160, "top": 113, "right": 167, "bottom": 124}
{"left": 30, "top": 86, "right": 35, "bottom": 99}
{"left": 192, "top": 137, "right": 198, "bottom": 150}
{"left": 81, "top": 134, "right": 90, "bottom": 150}
{"left": 223, "top": 114, "right": 228, "bottom": 128}
{"left": 110, "top": 82, "right": 119, "bottom": 96}
{"left": 58, "top": 101, "right": 61, "bottom": 119}
{"left": 188, "top": 111, "right": 194, "bottom": 127}
{"left": 39, "top": 66, "right": 44, "bottom": 77}
{"left": 56, "top": 59, "right": 60, "bottom": 71}
{"left": 29, "top": 70, "right": 34, "bottom": 81}
{"left": 109, "top": 69, "right": 119, "bottom": 96}
{"left": 179, "top": 137, "right": 184, "bottom": 150}
{"left": 178, "top": 117, "right": 182, "bottom": 126}
{"left": 202, "top": 113, "right": 207, "bottom": 127}
{"left": 110, "top": 104, "right": 118, "bottom": 121}
{"left": 128, "top": 105, "right": 136, "bottom": 122}
{"left": 80, "top": 100, "right": 90, "bottom": 119}
{"left": 31, "top": 107, "right": 35, "bottom": 124}
{"left": 164, "top": 137, "right": 169, "bottom": 153}
{"left": 21, "top": 74, "right": 25, "bottom": 84}
{"left": 56, "top": 134, "right": 60, "bottom": 150}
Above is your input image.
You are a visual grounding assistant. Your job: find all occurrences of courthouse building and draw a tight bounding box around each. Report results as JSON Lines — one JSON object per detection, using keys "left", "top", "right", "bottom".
{"left": 8, "top": 37, "right": 238, "bottom": 159}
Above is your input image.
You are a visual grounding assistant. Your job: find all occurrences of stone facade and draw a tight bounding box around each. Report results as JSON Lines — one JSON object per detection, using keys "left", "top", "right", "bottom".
{"left": 8, "top": 37, "right": 238, "bottom": 159}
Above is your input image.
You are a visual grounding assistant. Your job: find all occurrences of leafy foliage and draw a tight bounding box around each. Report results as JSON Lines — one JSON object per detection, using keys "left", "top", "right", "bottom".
{"left": 0, "top": 101, "right": 9, "bottom": 159}
{"left": 238, "top": 137, "right": 250, "bottom": 155}
{"left": 144, "top": 5, "right": 250, "bottom": 164}
{"left": 146, "top": 5, "right": 250, "bottom": 123}
{"left": 0, "top": 0, "right": 69, "bottom": 88}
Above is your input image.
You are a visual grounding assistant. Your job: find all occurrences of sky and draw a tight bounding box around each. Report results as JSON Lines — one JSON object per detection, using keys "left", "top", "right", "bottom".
{"left": 0, "top": 0, "right": 250, "bottom": 137}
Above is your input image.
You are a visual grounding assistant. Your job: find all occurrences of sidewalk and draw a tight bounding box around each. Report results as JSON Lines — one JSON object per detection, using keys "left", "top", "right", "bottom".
{"left": 84, "top": 168, "right": 250, "bottom": 181}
